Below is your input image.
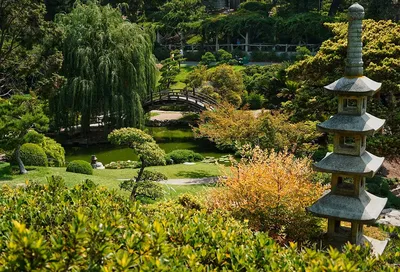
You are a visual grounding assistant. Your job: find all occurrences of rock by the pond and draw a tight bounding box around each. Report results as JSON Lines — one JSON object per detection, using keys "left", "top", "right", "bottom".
{"left": 378, "top": 208, "right": 400, "bottom": 227}
{"left": 92, "top": 162, "right": 105, "bottom": 170}
{"left": 183, "top": 162, "right": 196, "bottom": 165}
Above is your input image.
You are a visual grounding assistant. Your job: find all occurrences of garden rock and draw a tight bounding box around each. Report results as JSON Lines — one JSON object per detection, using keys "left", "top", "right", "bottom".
{"left": 378, "top": 209, "right": 400, "bottom": 227}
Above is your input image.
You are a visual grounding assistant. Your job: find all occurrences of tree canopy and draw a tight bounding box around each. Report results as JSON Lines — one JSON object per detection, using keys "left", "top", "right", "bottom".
{"left": 52, "top": 2, "right": 156, "bottom": 133}
{"left": 0, "top": 95, "right": 48, "bottom": 173}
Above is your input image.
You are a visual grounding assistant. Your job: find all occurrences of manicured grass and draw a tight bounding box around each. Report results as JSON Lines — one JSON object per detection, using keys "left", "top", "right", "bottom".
{"left": 0, "top": 162, "right": 226, "bottom": 199}
{"left": 171, "top": 65, "right": 194, "bottom": 90}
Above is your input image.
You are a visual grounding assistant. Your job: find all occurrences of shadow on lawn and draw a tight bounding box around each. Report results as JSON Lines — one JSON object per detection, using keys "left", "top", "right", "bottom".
{"left": 176, "top": 170, "right": 215, "bottom": 179}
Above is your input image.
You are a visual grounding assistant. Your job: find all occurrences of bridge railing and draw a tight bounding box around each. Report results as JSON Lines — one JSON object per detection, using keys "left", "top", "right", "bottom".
{"left": 144, "top": 89, "right": 219, "bottom": 109}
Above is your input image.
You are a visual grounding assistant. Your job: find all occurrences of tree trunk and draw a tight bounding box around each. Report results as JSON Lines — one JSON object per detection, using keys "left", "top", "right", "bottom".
{"left": 14, "top": 145, "right": 27, "bottom": 174}
{"left": 328, "top": 0, "right": 341, "bottom": 16}
{"left": 131, "top": 158, "right": 145, "bottom": 200}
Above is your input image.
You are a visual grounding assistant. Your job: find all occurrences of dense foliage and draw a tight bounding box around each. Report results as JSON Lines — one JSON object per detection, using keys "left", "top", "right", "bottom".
{"left": 0, "top": 0, "right": 63, "bottom": 97}
{"left": 17, "top": 143, "right": 48, "bottom": 167}
{"left": 119, "top": 170, "right": 167, "bottom": 200}
{"left": 165, "top": 149, "right": 204, "bottom": 164}
{"left": 0, "top": 177, "right": 398, "bottom": 270}
{"left": 66, "top": 160, "right": 93, "bottom": 175}
{"left": 108, "top": 128, "right": 166, "bottom": 199}
{"left": 187, "top": 64, "right": 245, "bottom": 106}
{"left": 52, "top": 2, "right": 156, "bottom": 133}
{"left": 0, "top": 95, "right": 48, "bottom": 174}
{"left": 24, "top": 130, "right": 65, "bottom": 167}
{"left": 286, "top": 19, "right": 400, "bottom": 158}
{"left": 195, "top": 103, "right": 319, "bottom": 155}
{"left": 208, "top": 146, "right": 325, "bottom": 242}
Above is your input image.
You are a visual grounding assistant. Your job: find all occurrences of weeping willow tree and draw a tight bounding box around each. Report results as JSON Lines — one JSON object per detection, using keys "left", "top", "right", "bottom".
{"left": 52, "top": 1, "right": 156, "bottom": 133}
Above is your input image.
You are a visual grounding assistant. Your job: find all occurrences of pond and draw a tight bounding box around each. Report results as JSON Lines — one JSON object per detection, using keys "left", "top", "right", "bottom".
{"left": 65, "top": 127, "right": 230, "bottom": 164}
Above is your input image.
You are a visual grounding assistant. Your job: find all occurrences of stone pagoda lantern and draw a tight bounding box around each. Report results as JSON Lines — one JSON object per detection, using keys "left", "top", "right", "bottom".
{"left": 307, "top": 3, "right": 388, "bottom": 253}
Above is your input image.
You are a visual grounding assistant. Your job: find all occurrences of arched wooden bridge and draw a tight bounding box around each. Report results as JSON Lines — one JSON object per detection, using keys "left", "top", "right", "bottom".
{"left": 143, "top": 89, "right": 218, "bottom": 112}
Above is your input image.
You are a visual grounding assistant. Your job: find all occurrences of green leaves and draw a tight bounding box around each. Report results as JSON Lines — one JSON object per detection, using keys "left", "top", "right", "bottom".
{"left": 0, "top": 177, "right": 397, "bottom": 270}
{"left": 53, "top": 2, "right": 156, "bottom": 132}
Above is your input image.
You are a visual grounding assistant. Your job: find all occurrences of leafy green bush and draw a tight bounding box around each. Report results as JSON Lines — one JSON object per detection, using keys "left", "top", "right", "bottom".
{"left": 119, "top": 170, "right": 167, "bottom": 200}
{"left": 165, "top": 149, "right": 204, "bottom": 164}
{"left": 216, "top": 49, "right": 232, "bottom": 64}
{"left": 19, "top": 143, "right": 48, "bottom": 167}
{"left": 105, "top": 160, "right": 141, "bottom": 169}
{"left": 120, "top": 180, "right": 164, "bottom": 200}
{"left": 240, "top": 1, "right": 267, "bottom": 11}
{"left": 0, "top": 176, "right": 396, "bottom": 270}
{"left": 178, "top": 193, "right": 204, "bottom": 210}
{"left": 23, "top": 131, "right": 65, "bottom": 166}
{"left": 295, "top": 46, "right": 311, "bottom": 61}
{"left": 184, "top": 50, "right": 204, "bottom": 61}
{"left": 245, "top": 93, "right": 265, "bottom": 109}
{"left": 66, "top": 160, "right": 93, "bottom": 175}
{"left": 200, "top": 52, "right": 216, "bottom": 66}
{"left": 154, "top": 45, "right": 170, "bottom": 61}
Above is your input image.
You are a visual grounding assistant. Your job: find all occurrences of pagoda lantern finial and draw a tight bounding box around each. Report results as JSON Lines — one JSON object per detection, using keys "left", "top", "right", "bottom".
{"left": 345, "top": 3, "right": 365, "bottom": 77}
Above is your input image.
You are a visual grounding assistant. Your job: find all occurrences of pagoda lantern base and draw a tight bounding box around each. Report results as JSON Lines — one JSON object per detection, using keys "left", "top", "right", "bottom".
{"left": 321, "top": 223, "right": 388, "bottom": 256}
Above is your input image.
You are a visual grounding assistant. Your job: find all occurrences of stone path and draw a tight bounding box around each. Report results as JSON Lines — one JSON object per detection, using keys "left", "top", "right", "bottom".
{"left": 117, "top": 177, "right": 218, "bottom": 185}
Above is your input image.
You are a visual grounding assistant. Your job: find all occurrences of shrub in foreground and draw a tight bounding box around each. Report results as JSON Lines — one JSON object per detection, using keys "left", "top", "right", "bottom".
{"left": 208, "top": 146, "right": 325, "bottom": 243}
{"left": 0, "top": 176, "right": 396, "bottom": 270}
{"left": 165, "top": 149, "right": 204, "bottom": 164}
{"left": 66, "top": 160, "right": 93, "bottom": 175}
{"left": 18, "top": 143, "right": 48, "bottom": 167}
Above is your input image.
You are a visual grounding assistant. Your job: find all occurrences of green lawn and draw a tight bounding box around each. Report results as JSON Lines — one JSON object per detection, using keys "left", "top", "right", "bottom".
{"left": 0, "top": 162, "right": 225, "bottom": 199}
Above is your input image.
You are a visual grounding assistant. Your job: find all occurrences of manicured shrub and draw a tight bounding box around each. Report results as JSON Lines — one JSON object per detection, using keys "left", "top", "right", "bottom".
{"left": 165, "top": 149, "right": 204, "bottom": 164}
{"left": 0, "top": 176, "right": 396, "bottom": 270}
{"left": 240, "top": 1, "right": 267, "bottom": 11}
{"left": 66, "top": 160, "right": 93, "bottom": 175}
{"left": 200, "top": 52, "right": 216, "bottom": 66}
{"left": 19, "top": 143, "right": 48, "bottom": 167}
{"left": 23, "top": 130, "right": 66, "bottom": 167}
{"left": 208, "top": 146, "right": 325, "bottom": 243}
{"left": 216, "top": 49, "right": 232, "bottom": 64}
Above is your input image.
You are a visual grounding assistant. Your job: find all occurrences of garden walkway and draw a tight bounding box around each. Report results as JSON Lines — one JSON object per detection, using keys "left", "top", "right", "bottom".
{"left": 117, "top": 177, "right": 218, "bottom": 185}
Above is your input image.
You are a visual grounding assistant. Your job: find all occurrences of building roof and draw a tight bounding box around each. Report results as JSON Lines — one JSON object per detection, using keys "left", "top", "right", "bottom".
{"left": 317, "top": 113, "right": 385, "bottom": 135}
{"left": 324, "top": 76, "right": 381, "bottom": 96}
{"left": 313, "top": 151, "right": 384, "bottom": 178}
{"left": 307, "top": 190, "right": 387, "bottom": 222}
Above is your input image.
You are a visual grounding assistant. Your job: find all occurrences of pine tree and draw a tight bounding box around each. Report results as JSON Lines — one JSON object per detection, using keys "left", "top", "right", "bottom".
{"left": 0, "top": 95, "right": 49, "bottom": 174}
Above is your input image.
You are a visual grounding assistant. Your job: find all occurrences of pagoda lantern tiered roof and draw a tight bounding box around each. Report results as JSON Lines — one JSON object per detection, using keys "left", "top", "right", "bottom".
{"left": 307, "top": 3, "right": 388, "bottom": 253}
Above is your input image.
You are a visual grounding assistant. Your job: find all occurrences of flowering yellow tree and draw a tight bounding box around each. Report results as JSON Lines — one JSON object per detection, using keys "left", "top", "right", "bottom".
{"left": 208, "top": 146, "right": 325, "bottom": 243}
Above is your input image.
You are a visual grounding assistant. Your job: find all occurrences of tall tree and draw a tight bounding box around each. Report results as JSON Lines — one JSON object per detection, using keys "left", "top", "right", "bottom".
{"left": 158, "top": 0, "right": 206, "bottom": 47}
{"left": 0, "top": 95, "right": 48, "bottom": 174}
{"left": 0, "top": 0, "right": 62, "bottom": 97}
{"left": 53, "top": 2, "right": 156, "bottom": 133}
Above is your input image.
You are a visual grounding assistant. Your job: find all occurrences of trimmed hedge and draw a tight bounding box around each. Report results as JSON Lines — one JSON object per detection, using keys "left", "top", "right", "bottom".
{"left": 66, "top": 160, "right": 93, "bottom": 175}
{"left": 165, "top": 149, "right": 204, "bottom": 164}
{"left": 19, "top": 143, "right": 48, "bottom": 167}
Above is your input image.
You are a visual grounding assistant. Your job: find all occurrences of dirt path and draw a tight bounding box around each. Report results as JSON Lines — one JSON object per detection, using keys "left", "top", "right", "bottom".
{"left": 150, "top": 110, "right": 183, "bottom": 121}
